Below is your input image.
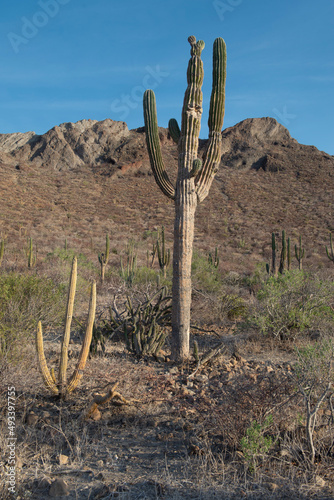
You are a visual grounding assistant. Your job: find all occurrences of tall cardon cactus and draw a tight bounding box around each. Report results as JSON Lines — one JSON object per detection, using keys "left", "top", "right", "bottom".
{"left": 143, "top": 36, "right": 226, "bottom": 362}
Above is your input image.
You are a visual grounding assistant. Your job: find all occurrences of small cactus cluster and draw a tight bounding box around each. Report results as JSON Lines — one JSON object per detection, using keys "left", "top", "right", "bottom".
{"left": 110, "top": 287, "right": 171, "bottom": 357}
{"left": 120, "top": 241, "right": 137, "bottom": 286}
{"left": 36, "top": 256, "right": 96, "bottom": 398}
{"left": 267, "top": 231, "right": 305, "bottom": 275}
{"left": 98, "top": 233, "right": 110, "bottom": 282}
{"left": 208, "top": 247, "right": 220, "bottom": 269}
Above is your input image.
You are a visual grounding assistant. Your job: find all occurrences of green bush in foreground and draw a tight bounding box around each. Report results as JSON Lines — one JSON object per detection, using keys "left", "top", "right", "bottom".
{"left": 240, "top": 415, "right": 275, "bottom": 472}
{"left": 253, "top": 270, "right": 334, "bottom": 339}
{"left": 0, "top": 272, "right": 66, "bottom": 361}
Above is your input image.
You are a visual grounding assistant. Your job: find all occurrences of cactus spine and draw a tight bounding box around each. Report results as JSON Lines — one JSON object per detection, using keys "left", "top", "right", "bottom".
{"left": 143, "top": 36, "right": 226, "bottom": 361}
{"left": 295, "top": 235, "right": 305, "bottom": 270}
{"left": 326, "top": 233, "right": 334, "bottom": 263}
{"left": 36, "top": 256, "right": 96, "bottom": 398}
{"left": 98, "top": 233, "right": 110, "bottom": 282}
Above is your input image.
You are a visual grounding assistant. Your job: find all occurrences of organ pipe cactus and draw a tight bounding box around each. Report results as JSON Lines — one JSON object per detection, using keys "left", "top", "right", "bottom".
{"left": 98, "top": 233, "right": 110, "bottom": 282}
{"left": 143, "top": 36, "right": 226, "bottom": 361}
{"left": 36, "top": 256, "right": 96, "bottom": 398}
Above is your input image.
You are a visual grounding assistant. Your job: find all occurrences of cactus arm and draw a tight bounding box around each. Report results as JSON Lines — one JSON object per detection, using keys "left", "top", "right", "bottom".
{"left": 58, "top": 256, "right": 77, "bottom": 394}
{"left": 66, "top": 281, "right": 96, "bottom": 395}
{"left": 143, "top": 90, "right": 175, "bottom": 200}
{"left": 168, "top": 118, "right": 181, "bottom": 144}
{"left": 195, "top": 38, "right": 226, "bottom": 203}
{"left": 36, "top": 321, "right": 59, "bottom": 396}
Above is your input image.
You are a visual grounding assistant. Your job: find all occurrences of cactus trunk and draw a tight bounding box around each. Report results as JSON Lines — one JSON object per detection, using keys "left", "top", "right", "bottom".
{"left": 172, "top": 190, "right": 197, "bottom": 360}
{"left": 58, "top": 256, "right": 77, "bottom": 394}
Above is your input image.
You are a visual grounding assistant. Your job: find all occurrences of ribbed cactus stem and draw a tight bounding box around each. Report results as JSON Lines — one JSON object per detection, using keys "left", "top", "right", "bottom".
{"left": 279, "top": 230, "right": 287, "bottom": 275}
{"left": 271, "top": 232, "right": 277, "bottom": 276}
{"left": 98, "top": 234, "right": 110, "bottom": 282}
{"left": 195, "top": 37, "right": 226, "bottom": 202}
{"left": 168, "top": 118, "right": 181, "bottom": 144}
{"left": 156, "top": 226, "right": 170, "bottom": 278}
{"left": 27, "top": 237, "right": 36, "bottom": 268}
{"left": 143, "top": 90, "right": 175, "bottom": 199}
{"left": 66, "top": 281, "right": 96, "bottom": 395}
{"left": 36, "top": 258, "right": 95, "bottom": 398}
{"left": 58, "top": 256, "right": 77, "bottom": 394}
{"left": 36, "top": 321, "right": 59, "bottom": 396}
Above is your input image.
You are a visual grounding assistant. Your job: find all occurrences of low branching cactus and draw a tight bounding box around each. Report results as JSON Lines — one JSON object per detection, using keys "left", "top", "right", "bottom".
{"left": 110, "top": 287, "right": 171, "bottom": 357}
{"left": 36, "top": 256, "right": 96, "bottom": 398}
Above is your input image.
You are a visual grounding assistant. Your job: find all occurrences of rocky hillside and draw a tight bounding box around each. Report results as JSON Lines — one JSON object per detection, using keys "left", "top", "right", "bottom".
{"left": 0, "top": 117, "right": 333, "bottom": 272}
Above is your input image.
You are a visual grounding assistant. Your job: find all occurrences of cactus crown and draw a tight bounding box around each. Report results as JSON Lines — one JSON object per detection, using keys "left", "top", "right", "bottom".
{"left": 188, "top": 35, "right": 205, "bottom": 56}
{"left": 143, "top": 35, "right": 226, "bottom": 204}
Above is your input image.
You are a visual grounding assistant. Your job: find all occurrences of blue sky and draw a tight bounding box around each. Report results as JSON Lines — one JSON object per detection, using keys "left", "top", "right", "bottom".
{"left": 1, "top": 0, "right": 333, "bottom": 154}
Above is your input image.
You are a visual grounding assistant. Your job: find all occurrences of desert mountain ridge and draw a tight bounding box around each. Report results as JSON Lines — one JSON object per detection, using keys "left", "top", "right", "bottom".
{"left": 0, "top": 116, "right": 333, "bottom": 273}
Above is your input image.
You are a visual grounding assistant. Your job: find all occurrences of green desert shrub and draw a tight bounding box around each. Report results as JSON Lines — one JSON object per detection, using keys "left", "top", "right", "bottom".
{"left": 253, "top": 270, "right": 334, "bottom": 340}
{"left": 0, "top": 272, "right": 66, "bottom": 361}
{"left": 192, "top": 250, "right": 222, "bottom": 293}
{"left": 219, "top": 292, "right": 248, "bottom": 320}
